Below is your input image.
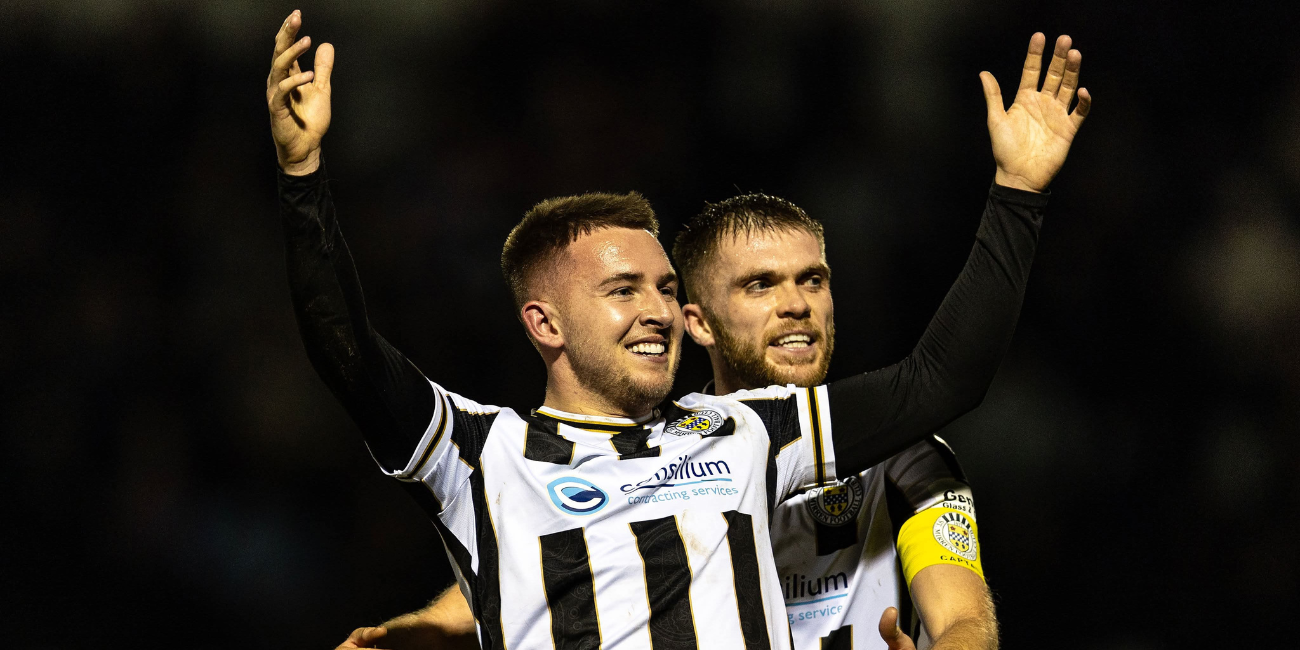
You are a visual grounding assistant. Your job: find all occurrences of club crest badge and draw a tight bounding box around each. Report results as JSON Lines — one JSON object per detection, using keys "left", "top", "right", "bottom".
{"left": 933, "top": 511, "right": 979, "bottom": 561}
{"left": 805, "top": 476, "right": 864, "bottom": 527}
{"left": 664, "top": 409, "right": 724, "bottom": 437}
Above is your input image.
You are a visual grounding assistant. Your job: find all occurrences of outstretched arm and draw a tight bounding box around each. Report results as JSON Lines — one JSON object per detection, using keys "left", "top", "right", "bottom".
{"left": 335, "top": 585, "right": 479, "bottom": 650}
{"left": 269, "top": 11, "right": 436, "bottom": 468}
{"left": 829, "top": 33, "right": 1091, "bottom": 475}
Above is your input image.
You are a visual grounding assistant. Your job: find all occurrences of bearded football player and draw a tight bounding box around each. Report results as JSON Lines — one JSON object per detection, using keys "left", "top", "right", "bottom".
{"left": 267, "top": 11, "right": 1089, "bottom": 650}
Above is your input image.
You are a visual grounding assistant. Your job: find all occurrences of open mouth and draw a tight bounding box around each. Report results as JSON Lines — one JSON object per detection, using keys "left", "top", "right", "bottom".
{"left": 627, "top": 341, "right": 667, "bottom": 357}
{"left": 770, "top": 333, "right": 815, "bottom": 350}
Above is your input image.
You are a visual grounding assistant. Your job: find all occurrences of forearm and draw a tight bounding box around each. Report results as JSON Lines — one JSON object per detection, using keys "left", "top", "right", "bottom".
{"left": 279, "top": 163, "right": 436, "bottom": 468}
{"left": 380, "top": 586, "right": 478, "bottom": 650}
{"left": 928, "top": 612, "right": 998, "bottom": 650}
{"left": 829, "top": 185, "right": 1046, "bottom": 474}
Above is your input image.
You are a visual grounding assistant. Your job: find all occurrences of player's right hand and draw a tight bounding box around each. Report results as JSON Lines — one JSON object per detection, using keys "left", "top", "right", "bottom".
{"left": 267, "top": 9, "right": 333, "bottom": 176}
{"left": 336, "top": 626, "right": 389, "bottom": 649}
{"left": 878, "top": 607, "right": 918, "bottom": 650}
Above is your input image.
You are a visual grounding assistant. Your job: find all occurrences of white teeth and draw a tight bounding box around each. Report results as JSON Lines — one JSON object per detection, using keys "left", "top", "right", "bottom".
{"left": 773, "top": 334, "right": 812, "bottom": 347}
{"left": 629, "top": 342, "right": 665, "bottom": 355}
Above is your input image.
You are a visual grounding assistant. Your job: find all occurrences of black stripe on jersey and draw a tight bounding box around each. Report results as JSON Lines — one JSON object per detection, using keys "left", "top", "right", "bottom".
{"left": 539, "top": 528, "right": 602, "bottom": 650}
{"left": 450, "top": 408, "right": 499, "bottom": 468}
{"left": 404, "top": 393, "right": 452, "bottom": 479}
{"left": 737, "top": 395, "right": 800, "bottom": 513}
{"left": 723, "top": 511, "right": 770, "bottom": 650}
{"left": 630, "top": 516, "right": 698, "bottom": 650}
{"left": 819, "top": 625, "right": 852, "bottom": 650}
{"left": 525, "top": 422, "right": 576, "bottom": 465}
{"left": 807, "top": 388, "right": 827, "bottom": 486}
{"left": 400, "top": 482, "right": 486, "bottom": 645}
{"left": 610, "top": 428, "right": 656, "bottom": 457}
{"left": 469, "top": 464, "right": 505, "bottom": 649}
{"left": 883, "top": 478, "right": 915, "bottom": 640}
{"left": 815, "top": 518, "right": 858, "bottom": 556}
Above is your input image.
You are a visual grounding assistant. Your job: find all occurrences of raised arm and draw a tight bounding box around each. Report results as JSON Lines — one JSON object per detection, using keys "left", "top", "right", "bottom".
{"left": 829, "top": 33, "right": 1091, "bottom": 475}
{"left": 268, "top": 11, "right": 435, "bottom": 469}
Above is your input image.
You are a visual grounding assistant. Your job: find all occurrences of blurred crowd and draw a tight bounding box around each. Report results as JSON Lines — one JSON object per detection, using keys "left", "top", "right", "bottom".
{"left": 2, "top": 1, "right": 1297, "bottom": 647}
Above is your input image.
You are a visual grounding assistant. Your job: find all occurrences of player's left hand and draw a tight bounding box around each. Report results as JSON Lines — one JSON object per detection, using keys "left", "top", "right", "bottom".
{"left": 981, "top": 33, "right": 1092, "bottom": 193}
{"left": 878, "top": 607, "right": 918, "bottom": 650}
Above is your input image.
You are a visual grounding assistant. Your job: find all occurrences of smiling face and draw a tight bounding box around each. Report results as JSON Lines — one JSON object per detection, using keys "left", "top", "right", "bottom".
{"left": 684, "top": 226, "right": 834, "bottom": 392}
{"left": 546, "top": 227, "right": 684, "bottom": 414}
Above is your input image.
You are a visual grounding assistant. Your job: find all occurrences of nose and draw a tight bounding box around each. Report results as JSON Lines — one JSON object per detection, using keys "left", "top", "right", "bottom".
{"left": 775, "top": 282, "right": 811, "bottom": 320}
{"left": 639, "top": 289, "right": 676, "bottom": 329}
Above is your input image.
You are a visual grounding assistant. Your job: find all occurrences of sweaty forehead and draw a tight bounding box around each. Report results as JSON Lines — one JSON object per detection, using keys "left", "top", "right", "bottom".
{"left": 562, "top": 227, "right": 672, "bottom": 280}
{"left": 711, "top": 227, "right": 825, "bottom": 275}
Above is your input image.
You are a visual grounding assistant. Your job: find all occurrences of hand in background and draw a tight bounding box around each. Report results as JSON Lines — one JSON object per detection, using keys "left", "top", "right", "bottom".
{"left": 981, "top": 33, "right": 1092, "bottom": 193}
{"left": 267, "top": 9, "right": 334, "bottom": 175}
{"left": 878, "top": 607, "right": 919, "bottom": 650}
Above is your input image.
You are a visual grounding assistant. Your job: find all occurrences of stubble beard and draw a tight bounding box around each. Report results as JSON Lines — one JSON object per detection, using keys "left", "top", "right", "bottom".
{"left": 710, "top": 313, "right": 835, "bottom": 390}
{"left": 566, "top": 328, "right": 678, "bottom": 415}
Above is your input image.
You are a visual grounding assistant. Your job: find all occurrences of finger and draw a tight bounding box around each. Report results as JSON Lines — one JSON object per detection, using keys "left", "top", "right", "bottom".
{"left": 877, "top": 607, "right": 912, "bottom": 650}
{"left": 1039, "top": 34, "right": 1072, "bottom": 95}
{"left": 272, "top": 70, "right": 315, "bottom": 107}
{"left": 273, "top": 35, "right": 312, "bottom": 80}
{"left": 1070, "top": 87, "right": 1092, "bottom": 129}
{"left": 314, "top": 42, "right": 335, "bottom": 88}
{"left": 979, "top": 71, "right": 1004, "bottom": 123}
{"left": 1056, "top": 49, "right": 1081, "bottom": 106}
{"left": 345, "top": 627, "right": 388, "bottom": 648}
{"left": 273, "top": 10, "right": 303, "bottom": 61}
{"left": 1017, "top": 32, "right": 1047, "bottom": 92}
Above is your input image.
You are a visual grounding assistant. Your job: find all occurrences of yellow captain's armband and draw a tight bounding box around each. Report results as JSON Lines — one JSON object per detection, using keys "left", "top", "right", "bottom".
{"left": 896, "top": 505, "right": 984, "bottom": 585}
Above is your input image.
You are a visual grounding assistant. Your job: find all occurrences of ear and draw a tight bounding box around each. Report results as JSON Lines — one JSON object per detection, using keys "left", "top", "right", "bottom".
{"left": 521, "top": 300, "right": 564, "bottom": 350}
{"left": 682, "top": 303, "right": 715, "bottom": 347}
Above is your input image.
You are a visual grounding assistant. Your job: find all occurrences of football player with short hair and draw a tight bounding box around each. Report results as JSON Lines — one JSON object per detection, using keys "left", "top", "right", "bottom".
{"left": 267, "top": 11, "right": 1088, "bottom": 650}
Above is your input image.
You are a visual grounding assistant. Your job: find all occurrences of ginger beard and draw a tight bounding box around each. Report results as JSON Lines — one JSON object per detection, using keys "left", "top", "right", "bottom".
{"left": 707, "top": 308, "right": 835, "bottom": 390}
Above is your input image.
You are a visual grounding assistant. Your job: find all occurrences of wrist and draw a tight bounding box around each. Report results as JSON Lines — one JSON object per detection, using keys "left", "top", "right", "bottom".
{"left": 279, "top": 148, "right": 322, "bottom": 176}
{"left": 993, "top": 168, "right": 1043, "bottom": 193}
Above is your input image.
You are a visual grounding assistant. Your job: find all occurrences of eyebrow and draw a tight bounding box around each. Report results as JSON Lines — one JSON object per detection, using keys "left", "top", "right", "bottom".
{"left": 734, "top": 263, "right": 831, "bottom": 285}
{"left": 599, "top": 271, "right": 678, "bottom": 287}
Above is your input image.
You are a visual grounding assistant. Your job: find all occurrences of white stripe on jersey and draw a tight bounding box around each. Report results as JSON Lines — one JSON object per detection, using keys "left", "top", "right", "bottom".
{"left": 394, "top": 382, "right": 834, "bottom": 650}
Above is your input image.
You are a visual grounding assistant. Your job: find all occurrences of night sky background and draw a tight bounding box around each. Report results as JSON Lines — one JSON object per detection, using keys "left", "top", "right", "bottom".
{"left": 3, "top": 1, "right": 1298, "bottom": 648}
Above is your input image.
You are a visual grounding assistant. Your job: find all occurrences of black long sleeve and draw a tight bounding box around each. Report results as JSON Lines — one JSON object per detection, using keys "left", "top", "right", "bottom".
{"left": 279, "top": 164, "right": 436, "bottom": 471}
{"left": 828, "top": 184, "right": 1048, "bottom": 476}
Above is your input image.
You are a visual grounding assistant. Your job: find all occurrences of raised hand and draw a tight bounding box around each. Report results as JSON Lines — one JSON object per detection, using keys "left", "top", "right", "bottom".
{"left": 878, "top": 607, "right": 919, "bottom": 650}
{"left": 267, "top": 10, "right": 334, "bottom": 175}
{"left": 980, "top": 33, "right": 1091, "bottom": 193}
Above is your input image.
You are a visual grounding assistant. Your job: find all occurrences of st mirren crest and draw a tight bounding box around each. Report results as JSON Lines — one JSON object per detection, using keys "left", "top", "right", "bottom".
{"left": 664, "top": 409, "right": 724, "bottom": 437}
{"left": 805, "top": 475, "right": 864, "bottom": 527}
{"left": 932, "top": 511, "right": 979, "bottom": 561}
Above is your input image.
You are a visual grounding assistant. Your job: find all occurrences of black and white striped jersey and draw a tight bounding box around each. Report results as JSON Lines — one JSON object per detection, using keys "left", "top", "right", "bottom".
{"left": 771, "top": 436, "right": 980, "bottom": 650}
{"left": 386, "top": 383, "right": 839, "bottom": 650}
{"left": 278, "top": 167, "right": 1044, "bottom": 650}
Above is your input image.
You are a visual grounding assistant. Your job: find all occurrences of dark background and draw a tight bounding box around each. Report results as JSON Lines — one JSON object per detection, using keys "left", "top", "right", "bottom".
{"left": 3, "top": 1, "right": 1298, "bottom": 647}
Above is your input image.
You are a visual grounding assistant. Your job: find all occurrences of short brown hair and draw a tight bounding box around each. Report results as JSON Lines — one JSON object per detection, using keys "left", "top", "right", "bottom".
{"left": 672, "top": 193, "right": 824, "bottom": 304}
{"left": 501, "top": 191, "right": 659, "bottom": 308}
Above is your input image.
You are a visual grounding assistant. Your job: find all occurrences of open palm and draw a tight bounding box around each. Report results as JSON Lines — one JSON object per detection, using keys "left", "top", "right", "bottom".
{"left": 981, "top": 33, "right": 1091, "bottom": 193}
{"left": 267, "top": 10, "right": 334, "bottom": 175}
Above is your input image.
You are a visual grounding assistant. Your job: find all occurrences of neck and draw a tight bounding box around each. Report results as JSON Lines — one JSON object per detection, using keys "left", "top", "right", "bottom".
{"left": 542, "top": 369, "right": 653, "bottom": 419}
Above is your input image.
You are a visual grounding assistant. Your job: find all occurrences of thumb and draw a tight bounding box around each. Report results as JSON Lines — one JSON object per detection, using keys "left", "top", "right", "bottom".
{"left": 979, "top": 71, "right": 1004, "bottom": 124}
{"left": 877, "top": 608, "right": 916, "bottom": 650}
{"left": 340, "top": 626, "right": 388, "bottom": 649}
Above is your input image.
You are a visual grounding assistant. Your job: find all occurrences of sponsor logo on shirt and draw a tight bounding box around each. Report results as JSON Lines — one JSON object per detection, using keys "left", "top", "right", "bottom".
{"left": 932, "top": 511, "right": 978, "bottom": 561}
{"left": 547, "top": 476, "right": 609, "bottom": 516}
{"left": 805, "top": 475, "right": 864, "bottom": 527}
{"left": 664, "top": 409, "right": 724, "bottom": 436}
{"left": 619, "top": 453, "right": 733, "bottom": 493}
